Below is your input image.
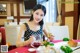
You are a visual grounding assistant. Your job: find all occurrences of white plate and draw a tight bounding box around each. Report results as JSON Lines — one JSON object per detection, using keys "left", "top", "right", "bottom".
{"left": 37, "top": 46, "right": 56, "bottom": 53}
{"left": 52, "top": 42, "right": 80, "bottom": 53}
{"left": 28, "top": 48, "right": 36, "bottom": 52}
{"left": 53, "top": 41, "right": 80, "bottom": 48}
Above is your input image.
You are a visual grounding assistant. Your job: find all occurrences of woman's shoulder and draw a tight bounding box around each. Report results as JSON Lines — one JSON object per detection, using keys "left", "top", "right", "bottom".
{"left": 20, "top": 22, "right": 29, "bottom": 30}
{"left": 23, "top": 21, "right": 30, "bottom": 26}
{"left": 21, "top": 21, "right": 30, "bottom": 29}
{"left": 20, "top": 24, "right": 26, "bottom": 30}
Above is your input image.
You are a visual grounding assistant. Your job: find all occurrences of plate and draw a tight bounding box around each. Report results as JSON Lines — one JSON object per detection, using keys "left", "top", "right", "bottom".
{"left": 71, "top": 42, "right": 80, "bottom": 50}
{"left": 28, "top": 48, "right": 36, "bottom": 52}
{"left": 53, "top": 42, "right": 80, "bottom": 48}
{"left": 52, "top": 42, "right": 80, "bottom": 53}
{"left": 37, "top": 46, "right": 56, "bottom": 53}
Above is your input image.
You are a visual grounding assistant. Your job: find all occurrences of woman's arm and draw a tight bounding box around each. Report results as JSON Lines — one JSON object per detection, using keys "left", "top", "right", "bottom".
{"left": 16, "top": 24, "right": 34, "bottom": 47}
{"left": 43, "top": 25, "right": 54, "bottom": 41}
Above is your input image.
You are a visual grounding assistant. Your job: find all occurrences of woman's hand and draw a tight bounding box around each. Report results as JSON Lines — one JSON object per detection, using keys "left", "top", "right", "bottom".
{"left": 47, "top": 33, "right": 54, "bottom": 42}
{"left": 28, "top": 36, "right": 36, "bottom": 43}
{"left": 48, "top": 36, "right": 54, "bottom": 42}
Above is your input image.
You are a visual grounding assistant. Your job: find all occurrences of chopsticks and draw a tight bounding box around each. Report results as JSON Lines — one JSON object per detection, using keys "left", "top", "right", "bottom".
{"left": 73, "top": 46, "right": 80, "bottom": 51}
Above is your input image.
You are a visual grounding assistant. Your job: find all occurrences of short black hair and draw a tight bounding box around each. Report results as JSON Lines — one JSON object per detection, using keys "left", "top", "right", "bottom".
{"left": 29, "top": 4, "right": 46, "bottom": 26}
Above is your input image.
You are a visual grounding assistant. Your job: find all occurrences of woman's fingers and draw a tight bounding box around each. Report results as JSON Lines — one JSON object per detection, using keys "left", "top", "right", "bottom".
{"left": 29, "top": 36, "right": 36, "bottom": 42}
{"left": 48, "top": 36, "right": 54, "bottom": 42}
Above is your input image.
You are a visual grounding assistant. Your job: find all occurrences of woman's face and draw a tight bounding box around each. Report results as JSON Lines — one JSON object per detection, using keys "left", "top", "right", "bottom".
{"left": 33, "top": 9, "right": 44, "bottom": 23}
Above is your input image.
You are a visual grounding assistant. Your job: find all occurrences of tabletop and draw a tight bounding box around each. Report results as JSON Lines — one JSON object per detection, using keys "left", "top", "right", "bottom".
{"left": 8, "top": 47, "right": 29, "bottom": 53}
{"left": 8, "top": 40, "right": 80, "bottom": 53}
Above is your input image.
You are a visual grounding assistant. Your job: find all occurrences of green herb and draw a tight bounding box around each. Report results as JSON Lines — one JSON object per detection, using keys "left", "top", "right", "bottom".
{"left": 49, "top": 42, "right": 54, "bottom": 46}
{"left": 43, "top": 41, "right": 54, "bottom": 47}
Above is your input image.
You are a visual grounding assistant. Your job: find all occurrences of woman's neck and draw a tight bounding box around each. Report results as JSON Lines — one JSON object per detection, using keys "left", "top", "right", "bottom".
{"left": 29, "top": 20, "right": 39, "bottom": 25}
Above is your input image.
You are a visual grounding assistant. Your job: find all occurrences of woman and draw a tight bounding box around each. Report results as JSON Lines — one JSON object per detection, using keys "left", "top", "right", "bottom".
{"left": 16, "top": 4, "right": 54, "bottom": 47}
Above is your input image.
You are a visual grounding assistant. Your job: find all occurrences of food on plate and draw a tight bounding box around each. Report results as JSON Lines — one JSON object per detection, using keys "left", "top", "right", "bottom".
{"left": 60, "top": 46, "right": 66, "bottom": 52}
{"left": 63, "top": 38, "right": 69, "bottom": 41}
{"left": 42, "top": 40, "right": 54, "bottom": 47}
{"left": 68, "top": 39, "right": 78, "bottom": 47}
{"left": 65, "top": 46, "right": 73, "bottom": 52}
{"left": 60, "top": 46, "right": 73, "bottom": 53}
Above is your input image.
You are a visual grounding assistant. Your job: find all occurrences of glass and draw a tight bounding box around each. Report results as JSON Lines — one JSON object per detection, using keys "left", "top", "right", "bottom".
{"left": 32, "top": 42, "right": 41, "bottom": 48}
{"left": 31, "top": 34, "right": 43, "bottom": 48}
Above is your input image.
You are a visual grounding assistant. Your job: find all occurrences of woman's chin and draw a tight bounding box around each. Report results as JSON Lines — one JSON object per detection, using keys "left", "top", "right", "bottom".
{"left": 35, "top": 21, "right": 40, "bottom": 24}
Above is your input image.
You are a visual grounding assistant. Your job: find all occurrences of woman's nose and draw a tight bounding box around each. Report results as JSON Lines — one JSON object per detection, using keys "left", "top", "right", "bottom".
{"left": 37, "top": 16, "right": 40, "bottom": 19}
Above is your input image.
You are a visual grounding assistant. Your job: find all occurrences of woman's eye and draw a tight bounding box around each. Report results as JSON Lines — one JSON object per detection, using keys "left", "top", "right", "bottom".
{"left": 41, "top": 14, "right": 44, "bottom": 17}
{"left": 35, "top": 12, "right": 44, "bottom": 17}
{"left": 36, "top": 13, "right": 39, "bottom": 15}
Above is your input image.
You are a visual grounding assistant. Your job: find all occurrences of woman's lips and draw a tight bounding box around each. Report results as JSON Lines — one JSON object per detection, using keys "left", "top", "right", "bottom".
{"left": 35, "top": 19, "right": 40, "bottom": 21}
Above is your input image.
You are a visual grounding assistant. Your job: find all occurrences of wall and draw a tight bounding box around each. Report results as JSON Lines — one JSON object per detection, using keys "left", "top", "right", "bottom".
{"left": 0, "top": 1, "right": 30, "bottom": 26}
{"left": 65, "top": 0, "right": 74, "bottom": 39}
{"left": 64, "top": 0, "right": 79, "bottom": 39}
{"left": 77, "top": 16, "right": 80, "bottom": 40}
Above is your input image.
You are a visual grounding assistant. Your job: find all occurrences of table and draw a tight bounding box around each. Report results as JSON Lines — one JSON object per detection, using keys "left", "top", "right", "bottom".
{"left": 8, "top": 47, "right": 29, "bottom": 53}
{"left": 8, "top": 40, "right": 80, "bottom": 53}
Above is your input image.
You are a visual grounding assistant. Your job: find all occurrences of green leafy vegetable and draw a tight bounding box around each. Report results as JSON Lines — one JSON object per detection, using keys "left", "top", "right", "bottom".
{"left": 63, "top": 38, "right": 69, "bottom": 41}
{"left": 66, "top": 46, "right": 73, "bottom": 52}
{"left": 60, "top": 46, "right": 73, "bottom": 53}
{"left": 60, "top": 46, "right": 67, "bottom": 52}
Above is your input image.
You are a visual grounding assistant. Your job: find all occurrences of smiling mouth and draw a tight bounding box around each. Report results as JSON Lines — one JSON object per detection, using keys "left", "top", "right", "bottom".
{"left": 35, "top": 19, "right": 40, "bottom": 21}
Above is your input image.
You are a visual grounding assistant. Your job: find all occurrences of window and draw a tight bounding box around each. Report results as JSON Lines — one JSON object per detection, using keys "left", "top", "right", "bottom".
{"left": 37, "top": 0, "right": 57, "bottom": 23}
{"left": 0, "top": 3, "right": 7, "bottom": 15}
